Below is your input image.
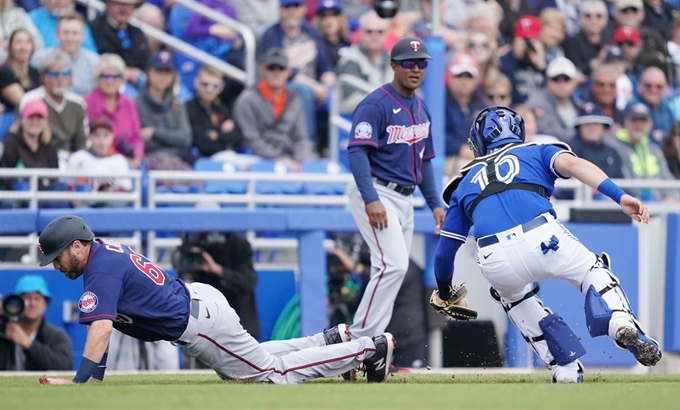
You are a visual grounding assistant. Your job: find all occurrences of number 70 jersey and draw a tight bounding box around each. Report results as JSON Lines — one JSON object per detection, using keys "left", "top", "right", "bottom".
{"left": 78, "top": 238, "right": 191, "bottom": 342}
{"left": 441, "top": 143, "right": 574, "bottom": 240}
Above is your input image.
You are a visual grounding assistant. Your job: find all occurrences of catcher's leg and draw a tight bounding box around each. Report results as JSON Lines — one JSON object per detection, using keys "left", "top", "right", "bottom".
{"left": 580, "top": 253, "right": 661, "bottom": 366}
{"left": 491, "top": 284, "right": 585, "bottom": 383}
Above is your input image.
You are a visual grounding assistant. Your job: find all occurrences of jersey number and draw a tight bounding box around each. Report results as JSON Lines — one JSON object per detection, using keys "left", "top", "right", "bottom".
{"left": 470, "top": 155, "right": 521, "bottom": 190}
{"left": 130, "top": 248, "right": 166, "bottom": 286}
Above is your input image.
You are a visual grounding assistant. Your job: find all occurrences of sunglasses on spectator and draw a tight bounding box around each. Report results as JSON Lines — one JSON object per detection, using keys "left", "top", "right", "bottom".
{"left": 100, "top": 73, "right": 122, "bottom": 80}
{"left": 363, "top": 29, "right": 385, "bottom": 35}
{"left": 282, "top": 3, "right": 301, "bottom": 8}
{"left": 583, "top": 12, "right": 603, "bottom": 19}
{"left": 486, "top": 93, "right": 509, "bottom": 100}
{"left": 117, "top": 29, "right": 131, "bottom": 50}
{"left": 200, "top": 81, "right": 221, "bottom": 90}
{"left": 629, "top": 116, "right": 649, "bottom": 122}
{"left": 47, "top": 69, "right": 72, "bottom": 78}
{"left": 550, "top": 75, "right": 572, "bottom": 83}
{"left": 594, "top": 81, "right": 615, "bottom": 88}
{"left": 621, "top": 7, "right": 639, "bottom": 13}
{"left": 642, "top": 82, "right": 664, "bottom": 90}
{"left": 468, "top": 41, "right": 490, "bottom": 49}
{"left": 618, "top": 41, "right": 636, "bottom": 47}
{"left": 266, "top": 64, "right": 286, "bottom": 71}
{"left": 394, "top": 60, "right": 428, "bottom": 69}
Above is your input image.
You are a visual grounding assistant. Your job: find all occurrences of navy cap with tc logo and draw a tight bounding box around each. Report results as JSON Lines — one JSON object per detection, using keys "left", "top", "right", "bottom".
{"left": 390, "top": 37, "right": 432, "bottom": 61}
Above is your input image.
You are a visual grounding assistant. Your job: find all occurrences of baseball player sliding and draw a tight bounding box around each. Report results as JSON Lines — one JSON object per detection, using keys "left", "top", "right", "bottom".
{"left": 430, "top": 106, "right": 662, "bottom": 382}
{"left": 36, "top": 216, "right": 395, "bottom": 385}
{"left": 346, "top": 37, "right": 445, "bottom": 345}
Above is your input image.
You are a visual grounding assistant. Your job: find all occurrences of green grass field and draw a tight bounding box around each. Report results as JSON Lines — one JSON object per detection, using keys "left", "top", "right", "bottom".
{"left": 1, "top": 373, "right": 678, "bottom": 410}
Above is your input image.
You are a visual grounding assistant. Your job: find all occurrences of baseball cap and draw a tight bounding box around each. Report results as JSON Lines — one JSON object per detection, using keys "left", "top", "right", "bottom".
{"left": 21, "top": 100, "right": 48, "bottom": 118}
{"left": 449, "top": 53, "right": 479, "bottom": 77}
{"left": 38, "top": 215, "right": 95, "bottom": 267}
{"left": 147, "top": 51, "right": 175, "bottom": 70}
{"left": 514, "top": 15, "right": 542, "bottom": 39}
{"left": 546, "top": 57, "right": 577, "bottom": 79}
{"left": 317, "top": 0, "right": 341, "bottom": 13}
{"left": 574, "top": 102, "right": 613, "bottom": 127}
{"left": 625, "top": 102, "right": 650, "bottom": 118}
{"left": 614, "top": 26, "right": 641, "bottom": 46}
{"left": 280, "top": 0, "right": 303, "bottom": 6}
{"left": 263, "top": 48, "right": 288, "bottom": 68}
{"left": 15, "top": 275, "right": 51, "bottom": 300}
{"left": 390, "top": 37, "right": 431, "bottom": 61}
{"left": 615, "top": 0, "right": 643, "bottom": 10}
{"left": 89, "top": 117, "right": 113, "bottom": 133}
{"left": 605, "top": 46, "right": 627, "bottom": 62}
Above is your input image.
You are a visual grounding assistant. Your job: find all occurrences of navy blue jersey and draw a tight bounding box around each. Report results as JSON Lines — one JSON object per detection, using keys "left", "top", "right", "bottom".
{"left": 348, "top": 83, "right": 435, "bottom": 186}
{"left": 440, "top": 143, "right": 574, "bottom": 240}
{"left": 78, "top": 238, "right": 190, "bottom": 341}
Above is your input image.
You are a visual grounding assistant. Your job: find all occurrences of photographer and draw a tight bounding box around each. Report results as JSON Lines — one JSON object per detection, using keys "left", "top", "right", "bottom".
{"left": 174, "top": 232, "right": 260, "bottom": 339}
{"left": 0, "top": 275, "right": 72, "bottom": 371}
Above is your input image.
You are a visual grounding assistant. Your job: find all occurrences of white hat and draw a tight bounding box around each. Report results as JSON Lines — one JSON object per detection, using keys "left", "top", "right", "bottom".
{"left": 448, "top": 53, "right": 479, "bottom": 78}
{"left": 546, "top": 57, "right": 577, "bottom": 79}
{"left": 615, "top": 0, "right": 643, "bottom": 10}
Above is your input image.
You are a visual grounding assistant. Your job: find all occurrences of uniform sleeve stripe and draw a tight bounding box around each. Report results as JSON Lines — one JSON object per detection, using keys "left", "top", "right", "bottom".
{"left": 348, "top": 140, "right": 379, "bottom": 147}
{"left": 423, "top": 153, "right": 435, "bottom": 160}
{"left": 550, "top": 151, "right": 575, "bottom": 179}
{"left": 440, "top": 231, "right": 467, "bottom": 242}
{"left": 79, "top": 313, "right": 117, "bottom": 322}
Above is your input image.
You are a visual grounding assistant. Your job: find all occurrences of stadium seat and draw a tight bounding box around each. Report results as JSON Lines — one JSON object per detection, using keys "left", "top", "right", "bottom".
{"left": 194, "top": 158, "right": 247, "bottom": 194}
{"left": 249, "top": 160, "right": 301, "bottom": 195}
{"left": 0, "top": 112, "right": 17, "bottom": 140}
{"left": 301, "top": 159, "right": 349, "bottom": 195}
{"left": 167, "top": 5, "right": 200, "bottom": 94}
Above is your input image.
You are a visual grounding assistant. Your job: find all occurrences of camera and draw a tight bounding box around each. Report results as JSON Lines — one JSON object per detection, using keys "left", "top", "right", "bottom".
{"left": 1, "top": 294, "right": 25, "bottom": 322}
{"left": 172, "top": 233, "right": 228, "bottom": 282}
{"left": 375, "top": 0, "right": 398, "bottom": 18}
{"left": 525, "top": 38, "right": 535, "bottom": 54}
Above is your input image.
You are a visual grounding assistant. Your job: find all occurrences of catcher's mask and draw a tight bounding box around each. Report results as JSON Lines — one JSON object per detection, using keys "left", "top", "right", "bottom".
{"left": 468, "top": 106, "right": 526, "bottom": 157}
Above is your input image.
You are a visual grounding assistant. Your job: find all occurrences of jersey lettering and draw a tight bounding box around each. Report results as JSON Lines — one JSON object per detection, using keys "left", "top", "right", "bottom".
{"left": 471, "top": 154, "right": 521, "bottom": 190}
{"left": 386, "top": 122, "right": 430, "bottom": 145}
{"left": 129, "top": 247, "right": 166, "bottom": 285}
{"left": 102, "top": 238, "right": 124, "bottom": 254}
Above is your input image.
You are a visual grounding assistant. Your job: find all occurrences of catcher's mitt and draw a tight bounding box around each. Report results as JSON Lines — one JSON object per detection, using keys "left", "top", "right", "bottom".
{"left": 430, "top": 284, "right": 478, "bottom": 320}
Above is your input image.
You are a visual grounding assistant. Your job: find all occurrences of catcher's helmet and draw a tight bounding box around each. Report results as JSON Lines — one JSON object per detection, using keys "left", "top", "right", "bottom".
{"left": 390, "top": 37, "right": 432, "bottom": 61}
{"left": 468, "top": 106, "right": 525, "bottom": 157}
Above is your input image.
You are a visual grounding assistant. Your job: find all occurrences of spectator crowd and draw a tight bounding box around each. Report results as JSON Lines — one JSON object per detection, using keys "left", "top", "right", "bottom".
{"left": 0, "top": 0, "right": 678, "bottom": 204}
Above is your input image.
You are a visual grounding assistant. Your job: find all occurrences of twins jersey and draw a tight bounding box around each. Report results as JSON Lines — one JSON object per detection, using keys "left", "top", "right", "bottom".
{"left": 441, "top": 143, "right": 574, "bottom": 239}
{"left": 78, "top": 238, "right": 190, "bottom": 341}
{"left": 348, "top": 83, "right": 435, "bottom": 186}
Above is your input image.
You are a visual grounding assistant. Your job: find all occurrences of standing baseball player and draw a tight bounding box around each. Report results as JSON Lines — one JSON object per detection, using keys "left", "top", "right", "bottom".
{"left": 430, "top": 106, "right": 662, "bottom": 382}
{"left": 346, "top": 36, "right": 445, "bottom": 343}
{"left": 36, "top": 215, "right": 395, "bottom": 385}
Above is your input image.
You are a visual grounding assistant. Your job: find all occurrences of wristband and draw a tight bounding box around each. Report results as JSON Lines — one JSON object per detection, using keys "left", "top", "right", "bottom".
{"left": 73, "top": 357, "right": 99, "bottom": 383}
{"left": 91, "top": 353, "right": 108, "bottom": 381}
{"left": 597, "top": 178, "right": 626, "bottom": 204}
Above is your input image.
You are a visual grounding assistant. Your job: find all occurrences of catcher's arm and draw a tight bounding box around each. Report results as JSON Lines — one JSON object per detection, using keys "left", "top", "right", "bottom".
{"left": 430, "top": 284, "right": 478, "bottom": 320}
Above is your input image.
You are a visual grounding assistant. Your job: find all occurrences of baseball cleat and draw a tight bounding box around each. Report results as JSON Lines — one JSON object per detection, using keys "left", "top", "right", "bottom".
{"left": 616, "top": 327, "right": 662, "bottom": 366}
{"left": 365, "top": 333, "right": 396, "bottom": 383}
{"left": 551, "top": 360, "right": 584, "bottom": 383}
{"left": 323, "top": 323, "right": 352, "bottom": 345}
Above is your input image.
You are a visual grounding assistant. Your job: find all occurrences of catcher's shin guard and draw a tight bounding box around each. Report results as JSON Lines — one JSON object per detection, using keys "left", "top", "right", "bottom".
{"left": 582, "top": 252, "right": 644, "bottom": 341}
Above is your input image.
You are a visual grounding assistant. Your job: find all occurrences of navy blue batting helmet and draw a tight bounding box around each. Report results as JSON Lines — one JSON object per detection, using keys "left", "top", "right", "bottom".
{"left": 468, "top": 106, "right": 525, "bottom": 157}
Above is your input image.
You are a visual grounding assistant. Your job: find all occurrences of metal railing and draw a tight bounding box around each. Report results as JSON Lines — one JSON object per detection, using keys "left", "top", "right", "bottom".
{"left": 77, "top": 0, "right": 256, "bottom": 87}
{"left": 328, "top": 74, "right": 377, "bottom": 162}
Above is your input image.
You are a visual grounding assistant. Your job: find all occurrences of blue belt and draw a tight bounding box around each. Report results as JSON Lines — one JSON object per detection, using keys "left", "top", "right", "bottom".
{"left": 477, "top": 216, "right": 549, "bottom": 248}
{"left": 373, "top": 177, "right": 416, "bottom": 196}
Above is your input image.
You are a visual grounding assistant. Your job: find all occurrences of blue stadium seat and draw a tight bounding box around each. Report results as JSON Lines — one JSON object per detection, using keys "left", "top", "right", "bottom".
{"left": 168, "top": 5, "right": 200, "bottom": 94}
{"left": 0, "top": 112, "right": 17, "bottom": 140}
{"left": 194, "top": 158, "right": 247, "bottom": 194}
{"left": 249, "top": 160, "right": 302, "bottom": 195}
{"left": 301, "top": 159, "right": 348, "bottom": 195}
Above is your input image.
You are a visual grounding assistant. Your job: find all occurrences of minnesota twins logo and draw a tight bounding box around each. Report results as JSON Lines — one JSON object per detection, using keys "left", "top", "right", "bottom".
{"left": 354, "top": 121, "right": 373, "bottom": 139}
{"left": 410, "top": 41, "right": 420, "bottom": 51}
{"left": 386, "top": 122, "right": 430, "bottom": 145}
{"left": 78, "top": 291, "right": 98, "bottom": 313}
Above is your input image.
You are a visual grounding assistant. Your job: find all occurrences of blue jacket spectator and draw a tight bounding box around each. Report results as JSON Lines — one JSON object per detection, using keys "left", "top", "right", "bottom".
{"left": 29, "top": 1, "right": 98, "bottom": 53}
